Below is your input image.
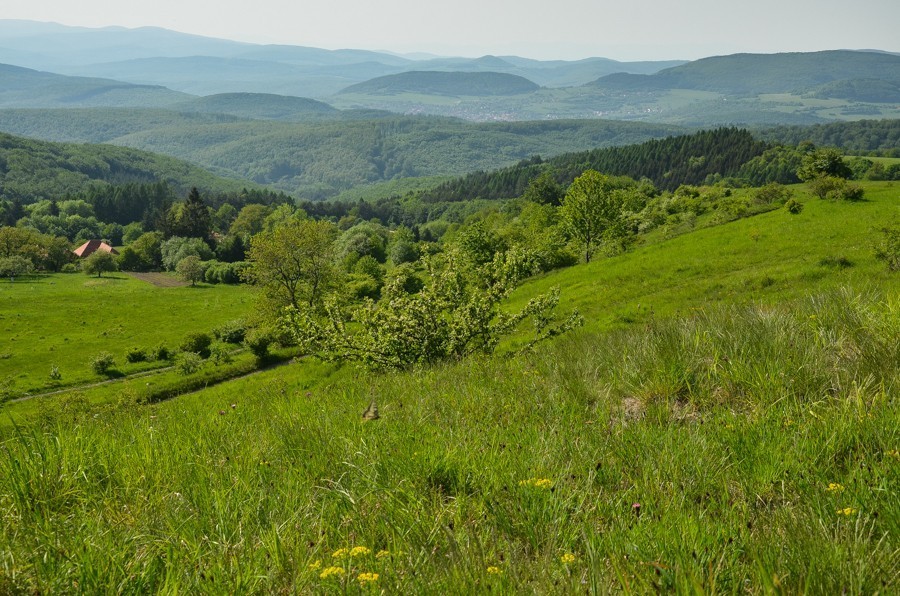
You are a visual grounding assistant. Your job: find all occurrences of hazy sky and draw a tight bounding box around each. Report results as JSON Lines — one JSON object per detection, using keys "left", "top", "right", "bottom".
{"left": 5, "top": 0, "right": 899, "bottom": 61}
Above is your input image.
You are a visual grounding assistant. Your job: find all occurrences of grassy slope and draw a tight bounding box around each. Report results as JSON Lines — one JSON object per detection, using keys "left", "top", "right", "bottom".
{"left": 510, "top": 183, "right": 900, "bottom": 333}
{"left": 0, "top": 273, "right": 253, "bottom": 399}
{"left": 0, "top": 183, "right": 897, "bottom": 592}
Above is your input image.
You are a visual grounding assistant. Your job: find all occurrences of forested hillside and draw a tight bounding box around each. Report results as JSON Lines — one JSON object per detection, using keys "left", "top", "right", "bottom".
{"left": 173, "top": 93, "right": 340, "bottom": 121}
{"left": 420, "top": 128, "right": 767, "bottom": 201}
{"left": 0, "top": 63, "right": 192, "bottom": 108}
{"left": 590, "top": 51, "right": 900, "bottom": 96}
{"left": 0, "top": 132, "right": 249, "bottom": 203}
{"left": 0, "top": 108, "right": 244, "bottom": 143}
{"left": 0, "top": 108, "right": 684, "bottom": 200}
{"left": 759, "top": 119, "right": 900, "bottom": 155}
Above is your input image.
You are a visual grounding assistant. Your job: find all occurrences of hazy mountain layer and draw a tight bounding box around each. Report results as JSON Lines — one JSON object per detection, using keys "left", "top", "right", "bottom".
{"left": 338, "top": 71, "right": 541, "bottom": 96}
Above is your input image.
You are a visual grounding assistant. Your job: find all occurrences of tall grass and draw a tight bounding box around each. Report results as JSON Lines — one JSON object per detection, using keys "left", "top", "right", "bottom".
{"left": 1, "top": 289, "right": 896, "bottom": 592}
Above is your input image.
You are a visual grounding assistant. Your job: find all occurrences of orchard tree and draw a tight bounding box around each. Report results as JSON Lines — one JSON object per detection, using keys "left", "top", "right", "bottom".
{"left": 176, "top": 255, "right": 205, "bottom": 286}
{"left": 161, "top": 236, "right": 214, "bottom": 271}
{"left": 245, "top": 219, "right": 340, "bottom": 314}
{"left": 560, "top": 170, "right": 630, "bottom": 263}
{"left": 286, "top": 246, "right": 583, "bottom": 370}
{"left": 82, "top": 250, "right": 118, "bottom": 278}
{"left": 0, "top": 255, "right": 33, "bottom": 282}
{"left": 42, "top": 236, "right": 73, "bottom": 272}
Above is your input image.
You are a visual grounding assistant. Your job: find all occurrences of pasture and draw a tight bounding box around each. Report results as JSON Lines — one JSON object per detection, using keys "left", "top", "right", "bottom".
{"left": 0, "top": 181, "right": 897, "bottom": 592}
{"left": 0, "top": 273, "right": 252, "bottom": 400}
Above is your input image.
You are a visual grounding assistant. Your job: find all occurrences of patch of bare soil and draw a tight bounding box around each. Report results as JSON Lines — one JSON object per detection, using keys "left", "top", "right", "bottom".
{"left": 125, "top": 272, "right": 189, "bottom": 287}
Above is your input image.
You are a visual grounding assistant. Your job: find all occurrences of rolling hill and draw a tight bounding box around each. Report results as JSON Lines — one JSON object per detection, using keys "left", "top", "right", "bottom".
{"left": 173, "top": 93, "right": 340, "bottom": 121}
{"left": 338, "top": 71, "right": 541, "bottom": 96}
{"left": 0, "top": 109, "right": 682, "bottom": 199}
{"left": 590, "top": 50, "right": 900, "bottom": 97}
{"left": 0, "top": 62, "right": 193, "bottom": 108}
{"left": 0, "top": 131, "right": 250, "bottom": 202}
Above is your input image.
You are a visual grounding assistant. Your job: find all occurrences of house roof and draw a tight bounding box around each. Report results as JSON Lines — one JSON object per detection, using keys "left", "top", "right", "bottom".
{"left": 73, "top": 240, "right": 119, "bottom": 258}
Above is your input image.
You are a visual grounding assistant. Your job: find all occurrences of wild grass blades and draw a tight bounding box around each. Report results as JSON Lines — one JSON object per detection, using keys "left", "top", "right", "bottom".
{"left": 0, "top": 288, "right": 897, "bottom": 592}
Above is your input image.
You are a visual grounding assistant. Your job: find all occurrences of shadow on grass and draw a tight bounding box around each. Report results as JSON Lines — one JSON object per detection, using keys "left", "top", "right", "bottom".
{"left": 2, "top": 274, "right": 53, "bottom": 284}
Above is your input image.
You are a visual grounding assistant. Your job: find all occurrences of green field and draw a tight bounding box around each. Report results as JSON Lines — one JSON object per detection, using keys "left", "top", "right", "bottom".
{"left": 510, "top": 183, "right": 900, "bottom": 333}
{"left": 0, "top": 273, "right": 253, "bottom": 400}
{"left": 0, "top": 182, "right": 897, "bottom": 592}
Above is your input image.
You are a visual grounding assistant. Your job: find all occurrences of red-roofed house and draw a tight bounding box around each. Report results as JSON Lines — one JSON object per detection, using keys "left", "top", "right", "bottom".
{"left": 73, "top": 240, "right": 119, "bottom": 259}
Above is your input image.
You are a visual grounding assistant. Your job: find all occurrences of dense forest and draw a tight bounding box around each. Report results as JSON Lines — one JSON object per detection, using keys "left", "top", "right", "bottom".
{"left": 0, "top": 132, "right": 248, "bottom": 203}
{"left": 411, "top": 123, "right": 900, "bottom": 203}
{"left": 0, "top": 115, "right": 682, "bottom": 200}
{"left": 418, "top": 128, "right": 767, "bottom": 202}
{"left": 759, "top": 119, "right": 900, "bottom": 155}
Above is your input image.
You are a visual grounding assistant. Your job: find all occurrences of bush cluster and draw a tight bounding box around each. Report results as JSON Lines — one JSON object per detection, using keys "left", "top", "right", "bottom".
{"left": 90, "top": 352, "right": 116, "bottom": 375}
{"left": 179, "top": 333, "right": 212, "bottom": 358}
{"left": 213, "top": 320, "right": 247, "bottom": 344}
{"left": 203, "top": 260, "right": 249, "bottom": 284}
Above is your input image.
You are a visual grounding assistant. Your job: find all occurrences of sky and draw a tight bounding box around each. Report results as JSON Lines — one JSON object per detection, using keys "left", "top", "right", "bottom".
{"left": 4, "top": 0, "right": 900, "bottom": 61}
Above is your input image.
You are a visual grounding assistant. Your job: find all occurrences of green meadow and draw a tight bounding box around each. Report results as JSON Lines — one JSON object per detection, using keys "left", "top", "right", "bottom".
{"left": 0, "top": 183, "right": 898, "bottom": 592}
{"left": 510, "top": 183, "right": 900, "bottom": 334}
{"left": 0, "top": 273, "right": 253, "bottom": 400}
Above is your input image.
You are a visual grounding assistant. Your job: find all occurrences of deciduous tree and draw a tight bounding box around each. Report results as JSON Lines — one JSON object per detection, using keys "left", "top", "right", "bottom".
{"left": 245, "top": 219, "right": 340, "bottom": 313}
{"left": 82, "top": 250, "right": 118, "bottom": 278}
{"left": 559, "top": 170, "right": 630, "bottom": 263}
{"left": 0, "top": 255, "right": 33, "bottom": 282}
{"left": 286, "top": 247, "right": 582, "bottom": 370}
{"left": 797, "top": 148, "right": 852, "bottom": 181}
{"left": 176, "top": 255, "right": 205, "bottom": 286}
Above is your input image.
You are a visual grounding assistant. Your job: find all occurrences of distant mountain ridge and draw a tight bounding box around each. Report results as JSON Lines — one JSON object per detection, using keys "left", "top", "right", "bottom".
{"left": 1, "top": 21, "right": 898, "bottom": 129}
{"left": 0, "top": 20, "right": 684, "bottom": 97}
{"left": 590, "top": 50, "right": 900, "bottom": 98}
{"left": 0, "top": 62, "right": 191, "bottom": 108}
{"left": 173, "top": 93, "right": 339, "bottom": 121}
{"left": 339, "top": 71, "right": 541, "bottom": 96}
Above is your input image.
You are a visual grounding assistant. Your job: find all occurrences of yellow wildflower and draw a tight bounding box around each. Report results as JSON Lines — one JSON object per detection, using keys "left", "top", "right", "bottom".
{"left": 350, "top": 546, "right": 371, "bottom": 557}
{"left": 307, "top": 560, "right": 321, "bottom": 571}
{"left": 320, "top": 566, "right": 345, "bottom": 579}
{"left": 375, "top": 550, "right": 391, "bottom": 559}
{"left": 486, "top": 566, "right": 502, "bottom": 575}
{"left": 836, "top": 507, "right": 857, "bottom": 516}
{"left": 357, "top": 572, "right": 379, "bottom": 584}
{"left": 886, "top": 449, "right": 899, "bottom": 459}
{"left": 519, "top": 477, "right": 553, "bottom": 489}
{"left": 826, "top": 483, "right": 844, "bottom": 493}
{"left": 560, "top": 553, "right": 576, "bottom": 565}
{"left": 332, "top": 548, "right": 349, "bottom": 560}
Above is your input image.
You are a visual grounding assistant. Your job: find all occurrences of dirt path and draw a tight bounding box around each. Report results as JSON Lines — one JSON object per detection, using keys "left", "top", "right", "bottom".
{"left": 6, "top": 365, "right": 175, "bottom": 403}
{"left": 125, "top": 272, "right": 189, "bottom": 287}
{"left": 6, "top": 355, "right": 297, "bottom": 405}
